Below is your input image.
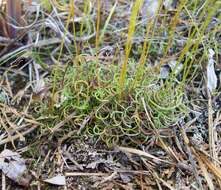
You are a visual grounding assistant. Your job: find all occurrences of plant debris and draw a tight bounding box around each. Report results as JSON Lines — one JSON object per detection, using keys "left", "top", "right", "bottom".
{"left": 0, "top": 149, "right": 31, "bottom": 187}
{"left": 207, "top": 49, "right": 217, "bottom": 93}
{"left": 43, "top": 174, "right": 66, "bottom": 186}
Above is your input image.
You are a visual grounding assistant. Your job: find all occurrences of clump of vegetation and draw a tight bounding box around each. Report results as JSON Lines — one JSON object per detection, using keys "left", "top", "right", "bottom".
{"left": 29, "top": 0, "right": 221, "bottom": 147}
{"left": 39, "top": 57, "right": 186, "bottom": 146}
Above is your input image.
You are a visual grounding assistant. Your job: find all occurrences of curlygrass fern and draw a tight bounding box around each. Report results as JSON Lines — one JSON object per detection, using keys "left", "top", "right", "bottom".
{"left": 44, "top": 59, "right": 186, "bottom": 146}
{"left": 32, "top": 0, "right": 220, "bottom": 147}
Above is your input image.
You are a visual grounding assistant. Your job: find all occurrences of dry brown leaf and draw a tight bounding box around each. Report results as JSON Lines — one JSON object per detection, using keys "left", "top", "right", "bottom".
{"left": 0, "top": 149, "right": 31, "bottom": 187}
{"left": 207, "top": 49, "right": 217, "bottom": 92}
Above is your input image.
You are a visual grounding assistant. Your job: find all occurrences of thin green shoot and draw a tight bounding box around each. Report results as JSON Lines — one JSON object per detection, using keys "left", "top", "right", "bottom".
{"left": 95, "top": 0, "right": 101, "bottom": 55}
{"left": 119, "top": 0, "right": 144, "bottom": 93}
{"left": 99, "top": 1, "right": 118, "bottom": 44}
{"left": 132, "top": 0, "right": 163, "bottom": 88}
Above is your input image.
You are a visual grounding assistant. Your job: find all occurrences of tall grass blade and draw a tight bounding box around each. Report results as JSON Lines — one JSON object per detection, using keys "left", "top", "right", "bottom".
{"left": 133, "top": 0, "right": 163, "bottom": 87}
{"left": 119, "top": 0, "right": 144, "bottom": 92}
{"left": 95, "top": 0, "right": 101, "bottom": 54}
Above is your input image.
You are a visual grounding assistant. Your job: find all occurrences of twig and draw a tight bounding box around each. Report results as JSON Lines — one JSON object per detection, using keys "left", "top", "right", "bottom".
{"left": 153, "top": 172, "right": 176, "bottom": 190}
{"left": 63, "top": 151, "right": 83, "bottom": 171}
{"left": 65, "top": 170, "right": 151, "bottom": 177}
{"left": 208, "top": 91, "right": 215, "bottom": 158}
{"left": 50, "top": 112, "right": 76, "bottom": 133}
{"left": 179, "top": 126, "right": 204, "bottom": 190}
{"left": 65, "top": 172, "right": 108, "bottom": 177}
{"left": 77, "top": 113, "right": 93, "bottom": 135}
{"left": 99, "top": 171, "right": 118, "bottom": 185}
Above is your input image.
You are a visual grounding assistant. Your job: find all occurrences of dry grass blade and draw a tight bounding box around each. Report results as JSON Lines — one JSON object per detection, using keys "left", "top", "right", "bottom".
{"left": 207, "top": 91, "right": 221, "bottom": 187}
{"left": 117, "top": 146, "right": 171, "bottom": 164}
{"left": 0, "top": 125, "right": 38, "bottom": 146}
{"left": 2, "top": 110, "right": 24, "bottom": 141}
{"left": 65, "top": 172, "right": 108, "bottom": 177}
{"left": 141, "top": 97, "right": 179, "bottom": 162}
{"left": 0, "top": 102, "right": 40, "bottom": 146}
{"left": 0, "top": 116, "right": 15, "bottom": 148}
{"left": 180, "top": 126, "right": 204, "bottom": 189}
{"left": 195, "top": 150, "right": 221, "bottom": 182}
{"left": 153, "top": 171, "right": 175, "bottom": 190}
{"left": 196, "top": 154, "right": 215, "bottom": 190}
